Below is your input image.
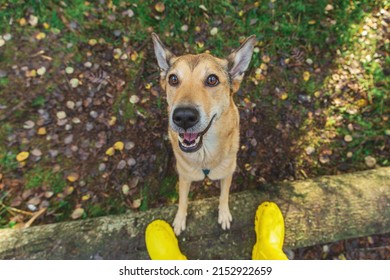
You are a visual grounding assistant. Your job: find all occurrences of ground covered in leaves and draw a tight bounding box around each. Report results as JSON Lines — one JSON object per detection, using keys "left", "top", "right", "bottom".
{"left": 0, "top": 1, "right": 389, "bottom": 259}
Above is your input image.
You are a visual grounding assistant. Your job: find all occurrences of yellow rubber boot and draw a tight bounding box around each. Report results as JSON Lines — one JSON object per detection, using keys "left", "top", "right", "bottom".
{"left": 145, "top": 219, "right": 187, "bottom": 260}
{"left": 252, "top": 202, "right": 288, "bottom": 260}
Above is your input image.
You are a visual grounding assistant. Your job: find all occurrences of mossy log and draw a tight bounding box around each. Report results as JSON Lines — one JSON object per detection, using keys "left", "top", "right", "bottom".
{"left": 0, "top": 167, "right": 389, "bottom": 259}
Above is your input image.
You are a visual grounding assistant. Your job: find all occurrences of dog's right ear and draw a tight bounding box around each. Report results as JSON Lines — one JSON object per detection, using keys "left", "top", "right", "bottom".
{"left": 151, "top": 33, "right": 175, "bottom": 76}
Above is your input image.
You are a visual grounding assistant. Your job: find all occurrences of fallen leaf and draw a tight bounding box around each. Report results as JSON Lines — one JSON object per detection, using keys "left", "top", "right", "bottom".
{"left": 155, "top": 2, "right": 165, "bottom": 13}
{"left": 67, "top": 173, "right": 79, "bottom": 182}
{"left": 303, "top": 71, "right": 310, "bottom": 81}
{"left": 81, "top": 194, "right": 90, "bottom": 201}
{"left": 16, "top": 152, "right": 29, "bottom": 162}
{"left": 105, "top": 147, "right": 115, "bottom": 156}
{"left": 71, "top": 208, "right": 84, "bottom": 219}
{"left": 113, "top": 141, "right": 124, "bottom": 151}
{"left": 36, "top": 32, "right": 46, "bottom": 40}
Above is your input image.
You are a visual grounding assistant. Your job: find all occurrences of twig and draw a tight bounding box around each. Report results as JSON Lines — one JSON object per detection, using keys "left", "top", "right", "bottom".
{"left": 24, "top": 208, "right": 47, "bottom": 228}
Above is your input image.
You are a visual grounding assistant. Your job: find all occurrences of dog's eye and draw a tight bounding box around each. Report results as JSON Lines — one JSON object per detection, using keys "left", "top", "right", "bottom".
{"left": 168, "top": 74, "right": 179, "bottom": 86}
{"left": 206, "top": 74, "right": 219, "bottom": 87}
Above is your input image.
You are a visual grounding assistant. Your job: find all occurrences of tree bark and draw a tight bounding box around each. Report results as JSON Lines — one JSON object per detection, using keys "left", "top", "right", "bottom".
{"left": 0, "top": 167, "right": 389, "bottom": 259}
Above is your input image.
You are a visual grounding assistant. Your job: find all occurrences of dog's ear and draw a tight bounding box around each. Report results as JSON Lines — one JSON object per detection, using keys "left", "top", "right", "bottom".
{"left": 151, "top": 33, "right": 176, "bottom": 75}
{"left": 227, "top": 35, "right": 256, "bottom": 93}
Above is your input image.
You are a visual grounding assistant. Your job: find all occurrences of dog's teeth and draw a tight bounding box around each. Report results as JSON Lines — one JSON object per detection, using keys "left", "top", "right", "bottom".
{"left": 195, "top": 137, "right": 200, "bottom": 144}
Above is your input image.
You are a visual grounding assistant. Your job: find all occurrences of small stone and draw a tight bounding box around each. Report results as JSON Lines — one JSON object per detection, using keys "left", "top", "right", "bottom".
{"left": 325, "top": 4, "right": 334, "bottom": 11}
{"left": 305, "top": 146, "right": 315, "bottom": 155}
{"left": 125, "top": 141, "right": 135, "bottom": 150}
{"left": 65, "top": 124, "right": 72, "bottom": 131}
{"left": 64, "top": 134, "right": 74, "bottom": 144}
{"left": 364, "top": 156, "right": 376, "bottom": 168}
{"left": 98, "top": 163, "right": 106, "bottom": 172}
{"left": 129, "top": 95, "right": 140, "bottom": 104}
{"left": 56, "top": 111, "right": 67, "bottom": 120}
{"left": 27, "top": 204, "right": 38, "bottom": 212}
{"left": 306, "top": 58, "right": 313, "bottom": 65}
{"left": 86, "top": 122, "right": 94, "bottom": 131}
{"left": 344, "top": 135, "right": 353, "bottom": 142}
{"left": 65, "top": 100, "right": 75, "bottom": 110}
{"left": 84, "top": 61, "right": 92, "bottom": 68}
{"left": 127, "top": 158, "right": 136, "bottom": 167}
{"left": 3, "top": 33, "right": 12, "bottom": 41}
{"left": 0, "top": 69, "right": 7, "bottom": 78}
{"left": 347, "top": 152, "right": 353, "bottom": 158}
{"left": 69, "top": 78, "right": 79, "bottom": 88}
{"left": 72, "top": 117, "right": 81, "bottom": 124}
{"left": 31, "top": 148, "right": 42, "bottom": 157}
{"left": 49, "top": 149, "right": 59, "bottom": 158}
{"left": 210, "top": 27, "right": 218, "bottom": 36}
{"left": 0, "top": 38, "right": 5, "bottom": 47}
{"left": 57, "top": 119, "right": 67, "bottom": 126}
{"left": 181, "top": 25, "right": 189, "bottom": 32}
{"left": 23, "top": 120, "right": 35, "bottom": 129}
{"left": 65, "top": 66, "right": 74, "bottom": 74}
{"left": 117, "top": 160, "right": 127, "bottom": 170}
{"left": 90, "top": 110, "right": 98, "bottom": 118}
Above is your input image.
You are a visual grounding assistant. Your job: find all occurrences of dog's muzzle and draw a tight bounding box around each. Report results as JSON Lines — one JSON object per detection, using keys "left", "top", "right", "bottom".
{"left": 172, "top": 107, "right": 216, "bottom": 153}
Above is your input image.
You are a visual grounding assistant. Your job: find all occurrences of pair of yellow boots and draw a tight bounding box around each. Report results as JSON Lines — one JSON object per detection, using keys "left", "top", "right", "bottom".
{"left": 145, "top": 202, "right": 288, "bottom": 260}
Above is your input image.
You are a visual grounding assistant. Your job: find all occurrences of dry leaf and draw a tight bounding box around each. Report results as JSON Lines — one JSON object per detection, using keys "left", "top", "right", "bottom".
{"left": 105, "top": 147, "right": 115, "bottom": 156}
{"left": 16, "top": 152, "right": 29, "bottom": 162}
{"left": 71, "top": 208, "right": 85, "bottom": 219}
{"left": 113, "top": 141, "right": 124, "bottom": 151}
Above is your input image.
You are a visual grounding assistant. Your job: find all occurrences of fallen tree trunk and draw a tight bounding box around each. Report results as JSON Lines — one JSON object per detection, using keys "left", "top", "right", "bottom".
{"left": 0, "top": 167, "right": 389, "bottom": 259}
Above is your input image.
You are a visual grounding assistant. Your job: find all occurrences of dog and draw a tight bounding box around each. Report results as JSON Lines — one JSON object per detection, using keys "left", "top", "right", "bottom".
{"left": 152, "top": 33, "right": 256, "bottom": 235}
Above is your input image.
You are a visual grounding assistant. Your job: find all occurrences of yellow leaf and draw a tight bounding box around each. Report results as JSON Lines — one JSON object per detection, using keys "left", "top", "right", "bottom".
{"left": 113, "top": 141, "right": 124, "bottom": 151}
{"left": 280, "top": 93, "right": 289, "bottom": 100}
{"left": 43, "top": 22, "right": 50, "bottom": 29}
{"left": 155, "top": 2, "right": 165, "bottom": 13}
{"left": 130, "top": 51, "right": 138, "bottom": 62}
{"left": 67, "top": 173, "right": 79, "bottom": 182}
{"left": 36, "top": 32, "right": 46, "bottom": 40}
{"left": 308, "top": 20, "right": 316, "bottom": 25}
{"left": 16, "top": 152, "right": 29, "bottom": 162}
{"left": 108, "top": 116, "right": 117, "bottom": 126}
{"left": 303, "top": 71, "right": 310, "bottom": 81}
{"left": 145, "top": 83, "right": 152, "bottom": 90}
{"left": 19, "top": 18, "right": 27, "bottom": 26}
{"left": 88, "top": 39, "right": 97, "bottom": 46}
{"left": 82, "top": 194, "right": 90, "bottom": 201}
{"left": 105, "top": 147, "right": 115, "bottom": 156}
{"left": 37, "top": 127, "right": 47, "bottom": 135}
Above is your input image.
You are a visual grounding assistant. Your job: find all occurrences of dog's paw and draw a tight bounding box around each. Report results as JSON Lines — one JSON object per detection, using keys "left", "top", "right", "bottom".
{"left": 173, "top": 212, "right": 187, "bottom": 236}
{"left": 218, "top": 207, "right": 232, "bottom": 230}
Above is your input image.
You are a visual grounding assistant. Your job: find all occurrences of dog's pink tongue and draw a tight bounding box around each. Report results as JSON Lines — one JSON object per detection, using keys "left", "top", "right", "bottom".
{"left": 183, "top": 132, "right": 198, "bottom": 142}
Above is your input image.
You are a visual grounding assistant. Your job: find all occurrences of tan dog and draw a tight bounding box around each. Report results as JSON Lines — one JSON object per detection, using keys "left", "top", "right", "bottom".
{"left": 152, "top": 33, "right": 256, "bottom": 235}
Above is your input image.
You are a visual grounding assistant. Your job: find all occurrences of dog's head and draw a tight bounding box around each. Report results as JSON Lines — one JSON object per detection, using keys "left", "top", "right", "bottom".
{"left": 152, "top": 33, "right": 256, "bottom": 153}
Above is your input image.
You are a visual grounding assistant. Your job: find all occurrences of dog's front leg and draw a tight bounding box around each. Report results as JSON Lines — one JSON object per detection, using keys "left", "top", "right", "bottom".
{"left": 173, "top": 176, "right": 191, "bottom": 235}
{"left": 218, "top": 175, "right": 233, "bottom": 230}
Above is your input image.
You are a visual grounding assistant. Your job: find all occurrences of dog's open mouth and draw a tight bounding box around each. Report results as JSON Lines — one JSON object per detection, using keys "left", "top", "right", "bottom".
{"left": 177, "top": 114, "right": 216, "bottom": 153}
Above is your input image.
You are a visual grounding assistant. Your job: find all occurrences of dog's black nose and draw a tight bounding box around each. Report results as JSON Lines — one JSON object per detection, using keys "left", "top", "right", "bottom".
{"left": 172, "top": 107, "right": 199, "bottom": 130}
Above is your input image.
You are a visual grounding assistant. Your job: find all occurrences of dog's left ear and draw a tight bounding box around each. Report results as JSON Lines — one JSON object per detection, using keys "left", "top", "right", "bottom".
{"left": 227, "top": 35, "right": 256, "bottom": 93}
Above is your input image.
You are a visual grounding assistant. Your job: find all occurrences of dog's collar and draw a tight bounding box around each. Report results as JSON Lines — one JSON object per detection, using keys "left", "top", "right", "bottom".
{"left": 202, "top": 169, "right": 210, "bottom": 177}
